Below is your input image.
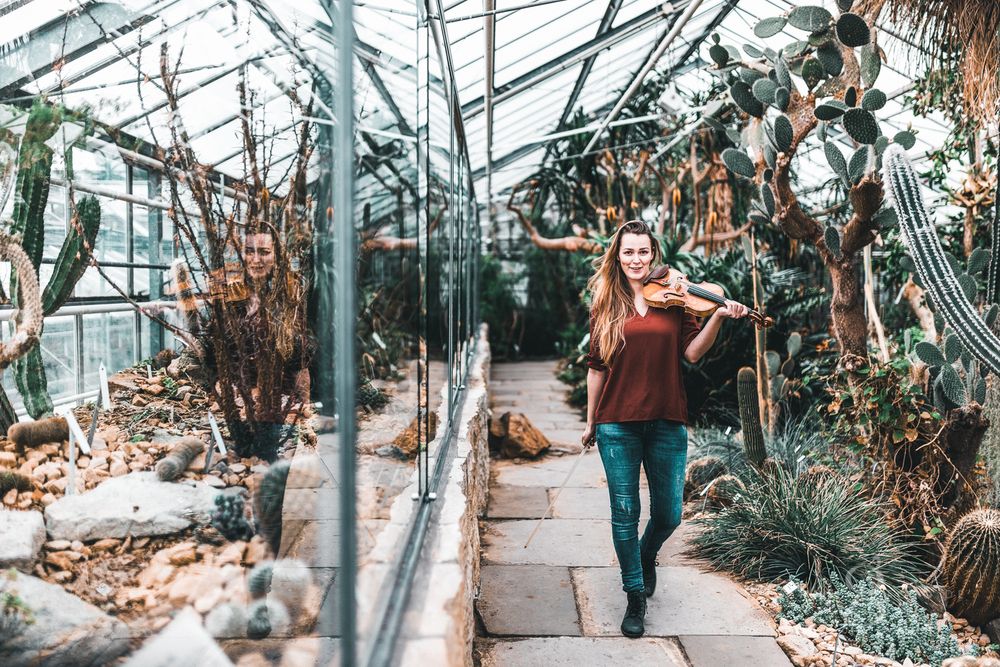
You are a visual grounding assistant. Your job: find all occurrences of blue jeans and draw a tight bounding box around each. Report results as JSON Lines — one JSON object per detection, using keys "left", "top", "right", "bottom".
{"left": 595, "top": 420, "right": 688, "bottom": 592}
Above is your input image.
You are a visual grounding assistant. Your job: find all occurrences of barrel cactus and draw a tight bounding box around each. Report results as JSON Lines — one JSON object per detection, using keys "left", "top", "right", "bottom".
{"left": 737, "top": 367, "right": 767, "bottom": 467}
{"left": 706, "top": 474, "right": 746, "bottom": 508}
{"left": 684, "top": 456, "right": 728, "bottom": 499}
{"left": 941, "top": 509, "right": 1000, "bottom": 625}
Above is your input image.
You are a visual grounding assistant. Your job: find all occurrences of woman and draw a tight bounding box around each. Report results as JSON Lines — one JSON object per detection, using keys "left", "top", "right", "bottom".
{"left": 581, "top": 220, "right": 747, "bottom": 638}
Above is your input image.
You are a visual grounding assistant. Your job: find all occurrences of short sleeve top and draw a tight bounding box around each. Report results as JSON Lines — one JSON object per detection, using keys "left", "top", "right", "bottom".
{"left": 586, "top": 306, "right": 701, "bottom": 424}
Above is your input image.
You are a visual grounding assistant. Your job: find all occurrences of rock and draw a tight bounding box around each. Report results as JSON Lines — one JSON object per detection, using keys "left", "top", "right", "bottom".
{"left": 493, "top": 412, "right": 550, "bottom": 458}
{"left": 91, "top": 538, "right": 121, "bottom": 553}
{"left": 4, "top": 488, "right": 18, "bottom": 505}
{"left": 203, "top": 475, "right": 226, "bottom": 488}
{"left": 122, "top": 608, "right": 233, "bottom": 667}
{"left": 0, "top": 571, "right": 130, "bottom": 666}
{"left": 0, "top": 510, "right": 45, "bottom": 570}
{"left": 165, "top": 541, "right": 197, "bottom": 566}
{"left": 44, "top": 472, "right": 219, "bottom": 541}
{"left": 777, "top": 634, "right": 818, "bottom": 666}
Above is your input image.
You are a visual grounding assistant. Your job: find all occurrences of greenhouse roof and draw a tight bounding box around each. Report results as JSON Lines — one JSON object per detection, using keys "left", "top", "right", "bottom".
{"left": 0, "top": 0, "right": 955, "bottom": 215}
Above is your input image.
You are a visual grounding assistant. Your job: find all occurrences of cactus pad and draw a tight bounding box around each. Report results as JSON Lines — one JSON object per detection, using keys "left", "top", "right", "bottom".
{"left": 835, "top": 12, "right": 870, "bottom": 47}
{"left": 722, "top": 148, "right": 756, "bottom": 179}
{"left": 843, "top": 108, "right": 879, "bottom": 145}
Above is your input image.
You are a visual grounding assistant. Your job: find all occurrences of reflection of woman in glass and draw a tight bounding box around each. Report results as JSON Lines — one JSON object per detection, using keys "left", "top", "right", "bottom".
{"left": 580, "top": 220, "right": 747, "bottom": 638}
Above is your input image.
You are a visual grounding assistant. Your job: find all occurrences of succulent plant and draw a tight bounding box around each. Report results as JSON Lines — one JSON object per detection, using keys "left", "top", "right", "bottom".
{"left": 941, "top": 509, "right": 1000, "bottom": 625}
{"left": 246, "top": 598, "right": 290, "bottom": 639}
{"left": 706, "top": 474, "right": 746, "bottom": 508}
{"left": 247, "top": 561, "right": 273, "bottom": 599}
{"left": 0, "top": 470, "right": 32, "bottom": 496}
{"left": 211, "top": 492, "right": 254, "bottom": 542}
{"left": 6, "top": 416, "right": 68, "bottom": 456}
{"left": 737, "top": 367, "right": 767, "bottom": 467}
{"left": 203, "top": 601, "right": 247, "bottom": 639}
{"left": 254, "top": 461, "right": 290, "bottom": 555}
{"left": 684, "top": 456, "right": 728, "bottom": 499}
{"left": 155, "top": 437, "right": 205, "bottom": 482}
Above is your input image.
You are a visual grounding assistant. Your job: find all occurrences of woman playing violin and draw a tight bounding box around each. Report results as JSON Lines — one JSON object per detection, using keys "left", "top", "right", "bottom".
{"left": 581, "top": 219, "right": 748, "bottom": 638}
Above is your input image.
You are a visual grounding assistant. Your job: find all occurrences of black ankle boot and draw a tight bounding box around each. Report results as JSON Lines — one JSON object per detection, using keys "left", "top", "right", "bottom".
{"left": 621, "top": 590, "right": 646, "bottom": 638}
{"left": 641, "top": 552, "right": 658, "bottom": 597}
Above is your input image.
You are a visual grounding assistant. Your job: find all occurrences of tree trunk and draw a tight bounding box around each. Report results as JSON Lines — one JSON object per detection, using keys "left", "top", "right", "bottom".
{"left": 938, "top": 404, "right": 989, "bottom": 507}
{"left": 826, "top": 254, "right": 869, "bottom": 369}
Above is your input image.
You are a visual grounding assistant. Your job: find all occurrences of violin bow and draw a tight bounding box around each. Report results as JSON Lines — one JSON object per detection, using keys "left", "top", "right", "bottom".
{"left": 523, "top": 445, "right": 590, "bottom": 549}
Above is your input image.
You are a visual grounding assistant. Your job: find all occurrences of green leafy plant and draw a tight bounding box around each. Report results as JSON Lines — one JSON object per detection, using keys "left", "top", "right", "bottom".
{"left": 689, "top": 467, "right": 925, "bottom": 590}
{"left": 778, "top": 573, "right": 966, "bottom": 664}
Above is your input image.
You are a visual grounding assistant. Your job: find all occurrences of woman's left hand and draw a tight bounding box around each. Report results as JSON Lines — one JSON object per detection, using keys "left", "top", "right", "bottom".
{"left": 716, "top": 299, "right": 748, "bottom": 320}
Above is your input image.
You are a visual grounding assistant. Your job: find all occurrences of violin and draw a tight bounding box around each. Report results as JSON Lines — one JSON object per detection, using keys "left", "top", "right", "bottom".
{"left": 642, "top": 265, "right": 775, "bottom": 329}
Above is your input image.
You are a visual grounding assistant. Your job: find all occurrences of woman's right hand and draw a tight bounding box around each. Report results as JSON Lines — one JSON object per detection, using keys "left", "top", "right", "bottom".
{"left": 581, "top": 423, "right": 596, "bottom": 449}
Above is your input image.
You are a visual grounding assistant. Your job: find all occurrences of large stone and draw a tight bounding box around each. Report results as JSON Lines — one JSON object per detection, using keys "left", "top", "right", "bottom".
{"left": 0, "top": 510, "right": 45, "bottom": 569}
{"left": 482, "top": 519, "right": 616, "bottom": 566}
{"left": 776, "top": 634, "right": 818, "bottom": 665}
{"left": 493, "top": 412, "right": 550, "bottom": 458}
{"left": 122, "top": 608, "right": 233, "bottom": 667}
{"left": 682, "top": 636, "right": 793, "bottom": 667}
{"left": 0, "top": 572, "right": 130, "bottom": 666}
{"left": 45, "top": 471, "right": 218, "bottom": 541}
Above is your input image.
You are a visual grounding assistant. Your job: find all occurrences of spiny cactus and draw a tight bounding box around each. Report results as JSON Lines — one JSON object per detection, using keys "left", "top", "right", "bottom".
{"left": 246, "top": 598, "right": 289, "bottom": 639}
{"left": 6, "top": 416, "right": 68, "bottom": 456}
{"left": 884, "top": 145, "right": 1000, "bottom": 377}
{"left": 684, "top": 456, "right": 728, "bottom": 499}
{"left": 203, "top": 601, "right": 247, "bottom": 639}
{"left": 211, "top": 492, "right": 254, "bottom": 542}
{"left": 268, "top": 559, "right": 312, "bottom": 618}
{"left": 941, "top": 508, "right": 1000, "bottom": 625}
{"left": 706, "top": 474, "right": 746, "bottom": 508}
{"left": 0, "top": 470, "right": 32, "bottom": 496}
{"left": 41, "top": 195, "right": 101, "bottom": 315}
{"left": 0, "top": 235, "right": 42, "bottom": 369}
{"left": 254, "top": 461, "right": 289, "bottom": 555}
{"left": 737, "top": 367, "right": 767, "bottom": 467}
{"left": 155, "top": 437, "right": 204, "bottom": 481}
{"left": 798, "top": 464, "right": 838, "bottom": 488}
{"left": 248, "top": 561, "right": 273, "bottom": 599}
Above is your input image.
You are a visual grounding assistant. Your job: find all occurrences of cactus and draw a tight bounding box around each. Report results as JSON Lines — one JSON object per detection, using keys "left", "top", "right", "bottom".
{"left": 155, "top": 437, "right": 204, "bottom": 481}
{"left": 706, "top": 474, "right": 745, "bottom": 508}
{"left": 248, "top": 562, "right": 273, "bottom": 599}
{"left": 0, "top": 470, "right": 32, "bottom": 496}
{"left": 737, "top": 367, "right": 767, "bottom": 467}
{"left": 204, "top": 601, "right": 247, "bottom": 639}
{"left": 684, "top": 456, "right": 728, "bottom": 499}
{"left": 6, "top": 416, "right": 68, "bottom": 456}
{"left": 254, "top": 461, "right": 289, "bottom": 555}
{"left": 41, "top": 195, "right": 101, "bottom": 315}
{"left": 269, "top": 559, "right": 312, "bottom": 618}
{"left": 883, "top": 145, "right": 1000, "bottom": 376}
{"left": 941, "top": 508, "right": 1000, "bottom": 625}
{"left": 246, "top": 598, "right": 289, "bottom": 639}
{"left": 211, "top": 492, "right": 254, "bottom": 542}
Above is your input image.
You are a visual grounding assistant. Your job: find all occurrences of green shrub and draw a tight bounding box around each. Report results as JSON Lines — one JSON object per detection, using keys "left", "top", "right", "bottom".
{"left": 778, "top": 573, "right": 967, "bottom": 664}
{"left": 689, "top": 468, "right": 925, "bottom": 590}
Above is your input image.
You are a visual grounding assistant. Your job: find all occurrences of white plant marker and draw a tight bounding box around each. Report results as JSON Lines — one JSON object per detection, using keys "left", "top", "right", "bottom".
{"left": 98, "top": 363, "right": 111, "bottom": 410}
{"left": 62, "top": 409, "right": 90, "bottom": 455}
{"left": 67, "top": 426, "right": 76, "bottom": 496}
{"left": 147, "top": 364, "right": 153, "bottom": 380}
{"left": 207, "top": 411, "right": 227, "bottom": 456}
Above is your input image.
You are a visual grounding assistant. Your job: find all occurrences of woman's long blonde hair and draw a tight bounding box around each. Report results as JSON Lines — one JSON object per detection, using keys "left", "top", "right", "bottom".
{"left": 587, "top": 220, "right": 662, "bottom": 368}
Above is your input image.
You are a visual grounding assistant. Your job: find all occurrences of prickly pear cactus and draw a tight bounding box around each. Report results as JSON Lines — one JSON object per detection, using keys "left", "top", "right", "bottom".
{"left": 941, "top": 509, "right": 1000, "bottom": 625}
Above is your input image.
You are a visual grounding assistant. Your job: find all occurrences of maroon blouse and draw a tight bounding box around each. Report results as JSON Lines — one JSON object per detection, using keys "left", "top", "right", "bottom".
{"left": 587, "top": 306, "right": 701, "bottom": 425}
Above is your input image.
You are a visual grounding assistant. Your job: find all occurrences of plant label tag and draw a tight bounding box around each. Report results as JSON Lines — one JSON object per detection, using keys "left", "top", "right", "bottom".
{"left": 699, "top": 477, "right": 718, "bottom": 496}
{"left": 147, "top": 364, "right": 153, "bottom": 380}
{"left": 99, "top": 363, "right": 111, "bottom": 410}
{"left": 797, "top": 454, "right": 806, "bottom": 464}
{"left": 169, "top": 406, "right": 174, "bottom": 423}
{"left": 58, "top": 408, "right": 90, "bottom": 455}
{"left": 207, "top": 411, "right": 227, "bottom": 456}
{"left": 724, "top": 426, "right": 732, "bottom": 436}
{"left": 782, "top": 581, "right": 798, "bottom": 595}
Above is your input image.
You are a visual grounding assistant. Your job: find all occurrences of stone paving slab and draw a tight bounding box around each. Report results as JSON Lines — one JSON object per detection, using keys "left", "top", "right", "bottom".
{"left": 486, "top": 486, "right": 550, "bottom": 519}
{"left": 680, "top": 635, "right": 792, "bottom": 666}
{"left": 475, "top": 637, "right": 687, "bottom": 666}
{"left": 573, "top": 566, "right": 775, "bottom": 637}
{"left": 491, "top": 452, "right": 614, "bottom": 488}
{"left": 482, "top": 519, "right": 617, "bottom": 566}
{"left": 477, "top": 566, "right": 581, "bottom": 636}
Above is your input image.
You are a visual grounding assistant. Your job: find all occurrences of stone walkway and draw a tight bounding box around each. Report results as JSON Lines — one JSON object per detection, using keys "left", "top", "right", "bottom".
{"left": 474, "top": 360, "right": 792, "bottom": 667}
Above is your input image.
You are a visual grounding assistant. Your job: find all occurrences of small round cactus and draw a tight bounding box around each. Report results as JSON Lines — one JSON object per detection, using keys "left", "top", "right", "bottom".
{"left": 155, "top": 437, "right": 204, "bottom": 481}
{"left": 211, "top": 492, "right": 254, "bottom": 541}
{"left": 684, "top": 456, "right": 728, "bottom": 499}
{"left": 941, "top": 509, "right": 1000, "bottom": 625}
{"left": 706, "top": 474, "right": 746, "bottom": 508}
{"left": 204, "top": 602, "right": 247, "bottom": 639}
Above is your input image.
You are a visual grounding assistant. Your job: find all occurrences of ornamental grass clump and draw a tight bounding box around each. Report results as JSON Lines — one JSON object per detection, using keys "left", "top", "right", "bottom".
{"left": 689, "top": 467, "right": 925, "bottom": 590}
{"left": 778, "top": 573, "right": 966, "bottom": 665}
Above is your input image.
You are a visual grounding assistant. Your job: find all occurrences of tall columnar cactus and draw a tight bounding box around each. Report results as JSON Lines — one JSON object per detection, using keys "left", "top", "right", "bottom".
{"left": 884, "top": 145, "right": 1000, "bottom": 377}
{"left": 738, "top": 366, "right": 767, "bottom": 467}
{"left": 254, "top": 461, "right": 289, "bottom": 555}
{"left": 3, "top": 102, "right": 102, "bottom": 419}
{"left": 941, "top": 508, "right": 1000, "bottom": 625}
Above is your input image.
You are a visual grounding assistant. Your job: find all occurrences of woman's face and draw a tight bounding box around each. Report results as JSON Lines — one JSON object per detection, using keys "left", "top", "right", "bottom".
{"left": 245, "top": 233, "right": 275, "bottom": 281}
{"left": 618, "top": 232, "right": 653, "bottom": 282}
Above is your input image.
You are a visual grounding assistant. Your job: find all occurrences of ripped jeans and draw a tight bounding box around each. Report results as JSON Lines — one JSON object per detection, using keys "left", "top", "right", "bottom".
{"left": 595, "top": 420, "right": 688, "bottom": 592}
